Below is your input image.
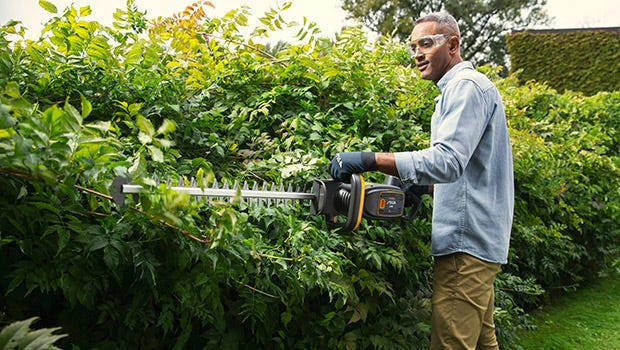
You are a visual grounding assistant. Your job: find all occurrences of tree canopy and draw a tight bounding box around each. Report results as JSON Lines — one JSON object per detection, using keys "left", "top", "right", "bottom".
{"left": 341, "top": 0, "right": 550, "bottom": 68}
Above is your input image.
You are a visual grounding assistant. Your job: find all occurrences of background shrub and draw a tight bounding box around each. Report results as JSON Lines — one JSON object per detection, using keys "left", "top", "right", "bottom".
{"left": 507, "top": 29, "right": 620, "bottom": 95}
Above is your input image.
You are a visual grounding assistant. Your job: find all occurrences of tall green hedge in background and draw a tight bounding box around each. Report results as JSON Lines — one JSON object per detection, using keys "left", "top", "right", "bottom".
{"left": 1, "top": 1, "right": 619, "bottom": 349}
{"left": 507, "top": 29, "right": 620, "bottom": 95}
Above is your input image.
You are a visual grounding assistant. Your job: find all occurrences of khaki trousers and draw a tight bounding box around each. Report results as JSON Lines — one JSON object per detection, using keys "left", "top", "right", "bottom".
{"left": 430, "top": 253, "right": 501, "bottom": 350}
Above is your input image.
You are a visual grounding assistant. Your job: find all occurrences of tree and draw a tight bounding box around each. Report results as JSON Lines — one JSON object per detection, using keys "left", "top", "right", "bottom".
{"left": 341, "top": 0, "right": 550, "bottom": 69}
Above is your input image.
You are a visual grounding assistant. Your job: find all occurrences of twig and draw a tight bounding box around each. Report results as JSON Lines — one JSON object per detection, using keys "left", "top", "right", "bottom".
{"left": 86, "top": 211, "right": 108, "bottom": 217}
{"left": 257, "top": 253, "right": 297, "bottom": 261}
{"left": 74, "top": 184, "right": 113, "bottom": 200}
{"left": 234, "top": 279, "right": 281, "bottom": 300}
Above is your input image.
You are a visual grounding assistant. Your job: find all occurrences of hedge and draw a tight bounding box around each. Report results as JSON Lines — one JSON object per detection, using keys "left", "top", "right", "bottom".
{"left": 506, "top": 28, "right": 620, "bottom": 95}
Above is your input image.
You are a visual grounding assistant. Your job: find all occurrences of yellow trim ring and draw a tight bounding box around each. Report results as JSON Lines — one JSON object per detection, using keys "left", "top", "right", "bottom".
{"left": 353, "top": 174, "right": 366, "bottom": 230}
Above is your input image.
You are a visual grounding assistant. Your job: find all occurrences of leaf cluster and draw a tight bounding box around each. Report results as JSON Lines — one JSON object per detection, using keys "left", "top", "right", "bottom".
{"left": 0, "top": 317, "right": 66, "bottom": 350}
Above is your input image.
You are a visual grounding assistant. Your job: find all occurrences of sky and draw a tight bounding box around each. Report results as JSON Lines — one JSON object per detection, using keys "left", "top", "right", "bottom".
{"left": 0, "top": 0, "right": 351, "bottom": 41}
{"left": 1, "top": 0, "right": 619, "bottom": 42}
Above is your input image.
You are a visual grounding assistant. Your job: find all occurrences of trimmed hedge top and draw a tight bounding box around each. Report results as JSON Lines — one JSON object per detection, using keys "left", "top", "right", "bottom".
{"left": 507, "top": 28, "right": 620, "bottom": 95}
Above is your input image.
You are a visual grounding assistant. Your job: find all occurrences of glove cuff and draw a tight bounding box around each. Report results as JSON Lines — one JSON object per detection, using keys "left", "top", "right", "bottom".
{"left": 361, "top": 152, "right": 378, "bottom": 171}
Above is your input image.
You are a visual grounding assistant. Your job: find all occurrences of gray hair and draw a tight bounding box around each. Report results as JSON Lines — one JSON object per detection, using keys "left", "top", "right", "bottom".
{"left": 415, "top": 11, "right": 460, "bottom": 38}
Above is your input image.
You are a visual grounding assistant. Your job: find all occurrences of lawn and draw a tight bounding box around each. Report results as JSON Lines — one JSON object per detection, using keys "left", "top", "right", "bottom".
{"left": 516, "top": 272, "right": 620, "bottom": 349}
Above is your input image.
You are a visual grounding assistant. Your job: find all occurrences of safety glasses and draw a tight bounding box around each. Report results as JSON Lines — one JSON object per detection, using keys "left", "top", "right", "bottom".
{"left": 407, "top": 34, "right": 453, "bottom": 56}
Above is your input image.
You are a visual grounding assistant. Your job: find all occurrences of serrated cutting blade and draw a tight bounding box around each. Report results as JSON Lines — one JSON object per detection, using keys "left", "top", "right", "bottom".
{"left": 110, "top": 176, "right": 315, "bottom": 207}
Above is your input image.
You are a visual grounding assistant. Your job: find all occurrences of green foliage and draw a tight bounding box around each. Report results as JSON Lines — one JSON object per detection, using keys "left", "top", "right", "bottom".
{"left": 500, "top": 78, "right": 620, "bottom": 301}
{"left": 0, "top": 317, "right": 66, "bottom": 350}
{"left": 0, "top": 1, "right": 618, "bottom": 349}
{"left": 341, "top": 0, "right": 550, "bottom": 68}
{"left": 507, "top": 29, "right": 620, "bottom": 95}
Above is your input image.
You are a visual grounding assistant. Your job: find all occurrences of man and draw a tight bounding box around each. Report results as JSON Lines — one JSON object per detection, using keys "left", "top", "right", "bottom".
{"left": 328, "top": 11, "right": 514, "bottom": 350}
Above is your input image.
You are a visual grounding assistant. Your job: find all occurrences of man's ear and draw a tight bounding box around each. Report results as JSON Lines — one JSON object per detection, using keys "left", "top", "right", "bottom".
{"left": 449, "top": 36, "right": 460, "bottom": 53}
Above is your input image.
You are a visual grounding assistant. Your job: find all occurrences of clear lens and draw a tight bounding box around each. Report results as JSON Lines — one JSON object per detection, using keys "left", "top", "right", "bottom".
{"left": 408, "top": 34, "right": 451, "bottom": 56}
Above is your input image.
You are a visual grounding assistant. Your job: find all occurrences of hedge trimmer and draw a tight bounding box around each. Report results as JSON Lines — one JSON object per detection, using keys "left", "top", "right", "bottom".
{"left": 110, "top": 174, "right": 422, "bottom": 232}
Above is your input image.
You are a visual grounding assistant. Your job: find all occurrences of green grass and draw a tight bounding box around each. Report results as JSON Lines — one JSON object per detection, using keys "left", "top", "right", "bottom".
{"left": 517, "top": 273, "right": 620, "bottom": 350}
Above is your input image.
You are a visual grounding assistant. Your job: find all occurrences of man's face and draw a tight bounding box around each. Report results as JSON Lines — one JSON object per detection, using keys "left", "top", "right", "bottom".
{"left": 409, "top": 21, "right": 456, "bottom": 84}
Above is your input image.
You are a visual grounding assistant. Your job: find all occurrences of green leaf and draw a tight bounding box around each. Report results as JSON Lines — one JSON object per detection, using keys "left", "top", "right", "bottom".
{"left": 0, "top": 317, "right": 31, "bottom": 348}
{"left": 137, "top": 131, "right": 152, "bottom": 144}
{"left": 219, "top": 209, "right": 237, "bottom": 232}
{"left": 85, "top": 120, "right": 112, "bottom": 132}
{"left": 56, "top": 229, "right": 70, "bottom": 256}
{"left": 63, "top": 101, "right": 83, "bottom": 132}
{"left": 0, "top": 317, "right": 66, "bottom": 349}
{"left": 81, "top": 94, "right": 92, "bottom": 119}
{"left": 127, "top": 103, "right": 142, "bottom": 117}
{"left": 74, "top": 24, "right": 91, "bottom": 40}
{"left": 129, "top": 153, "right": 147, "bottom": 178}
{"left": 281, "top": 311, "right": 292, "bottom": 328}
{"left": 39, "top": 0, "right": 57, "bottom": 14}
{"left": 87, "top": 235, "right": 107, "bottom": 252}
{"left": 156, "top": 119, "right": 176, "bottom": 136}
{"left": 136, "top": 114, "right": 155, "bottom": 137}
{"left": 104, "top": 245, "right": 121, "bottom": 269}
{"left": 0, "top": 108, "right": 17, "bottom": 129}
{"left": 281, "top": 2, "right": 292, "bottom": 10}
{"left": 147, "top": 145, "right": 164, "bottom": 162}
{"left": 79, "top": 5, "right": 92, "bottom": 17}
{"left": 31, "top": 201, "right": 61, "bottom": 216}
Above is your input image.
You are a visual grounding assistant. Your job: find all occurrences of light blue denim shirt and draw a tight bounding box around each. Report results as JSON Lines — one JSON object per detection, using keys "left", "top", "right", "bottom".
{"left": 394, "top": 61, "right": 514, "bottom": 264}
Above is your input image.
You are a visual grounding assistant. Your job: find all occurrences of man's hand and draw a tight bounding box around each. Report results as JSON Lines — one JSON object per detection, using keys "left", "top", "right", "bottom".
{"left": 328, "top": 152, "right": 377, "bottom": 182}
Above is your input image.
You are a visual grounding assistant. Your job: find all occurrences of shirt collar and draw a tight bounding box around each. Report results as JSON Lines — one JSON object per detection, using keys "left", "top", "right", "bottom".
{"left": 436, "top": 61, "right": 474, "bottom": 92}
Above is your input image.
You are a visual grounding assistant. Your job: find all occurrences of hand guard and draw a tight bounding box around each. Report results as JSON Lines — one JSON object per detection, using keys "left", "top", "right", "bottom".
{"left": 403, "top": 184, "right": 431, "bottom": 207}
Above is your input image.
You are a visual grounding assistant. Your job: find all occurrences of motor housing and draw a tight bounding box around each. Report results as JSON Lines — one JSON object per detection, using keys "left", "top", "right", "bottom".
{"left": 311, "top": 174, "right": 418, "bottom": 232}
